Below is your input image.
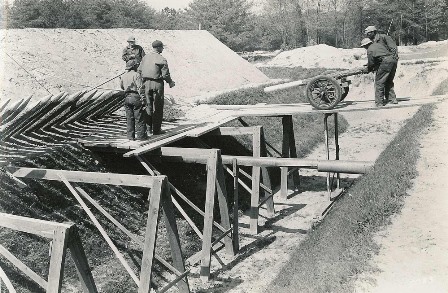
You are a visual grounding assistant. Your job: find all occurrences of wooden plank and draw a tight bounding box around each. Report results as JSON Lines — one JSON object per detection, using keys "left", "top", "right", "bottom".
{"left": 58, "top": 175, "right": 139, "bottom": 285}
{"left": 67, "top": 228, "right": 98, "bottom": 293}
{"left": 0, "top": 244, "right": 48, "bottom": 289}
{"left": 73, "top": 184, "right": 182, "bottom": 276}
{"left": 204, "top": 126, "right": 260, "bottom": 136}
{"left": 47, "top": 225, "right": 70, "bottom": 293}
{"left": 0, "top": 265, "right": 17, "bottom": 293}
{"left": 0, "top": 213, "right": 72, "bottom": 238}
{"left": 200, "top": 150, "right": 219, "bottom": 282}
{"left": 257, "top": 126, "right": 275, "bottom": 217}
{"left": 232, "top": 159, "right": 239, "bottom": 252}
{"left": 139, "top": 177, "right": 164, "bottom": 293}
{"left": 0, "top": 98, "right": 11, "bottom": 113}
{"left": 123, "top": 124, "right": 200, "bottom": 157}
{"left": 136, "top": 156, "right": 203, "bottom": 239}
{"left": 2, "top": 96, "right": 32, "bottom": 124}
{"left": 5, "top": 167, "right": 158, "bottom": 188}
{"left": 160, "top": 185, "right": 190, "bottom": 292}
{"left": 215, "top": 151, "right": 234, "bottom": 255}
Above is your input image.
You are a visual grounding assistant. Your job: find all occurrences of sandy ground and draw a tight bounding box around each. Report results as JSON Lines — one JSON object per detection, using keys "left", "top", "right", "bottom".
{"left": 354, "top": 99, "right": 448, "bottom": 293}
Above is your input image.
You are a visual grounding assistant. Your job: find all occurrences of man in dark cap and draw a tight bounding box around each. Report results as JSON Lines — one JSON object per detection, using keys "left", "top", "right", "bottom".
{"left": 361, "top": 36, "right": 398, "bottom": 107}
{"left": 138, "top": 40, "right": 175, "bottom": 135}
{"left": 120, "top": 63, "right": 147, "bottom": 140}
{"left": 122, "top": 36, "right": 146, "bottom": 69}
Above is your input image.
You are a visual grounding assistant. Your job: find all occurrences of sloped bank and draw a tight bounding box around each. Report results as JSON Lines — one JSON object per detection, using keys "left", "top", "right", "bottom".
{"left": 266, "top": 103, "right": 436, "bottom": 293}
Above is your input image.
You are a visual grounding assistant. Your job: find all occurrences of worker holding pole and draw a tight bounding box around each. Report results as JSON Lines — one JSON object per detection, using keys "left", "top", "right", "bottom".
{"left": 119, "top": 63, "right": 147, "bottom": 141}
{"left": 361, "top": 26, "right": 399, "bottom": 107}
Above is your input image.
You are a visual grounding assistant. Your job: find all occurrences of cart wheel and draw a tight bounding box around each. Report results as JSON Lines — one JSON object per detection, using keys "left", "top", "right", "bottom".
{"left": 306, "top": 76, "right": 342, "bottom": 110}
{"left": 341, "top": 86, "right": 349, "bottom": 101}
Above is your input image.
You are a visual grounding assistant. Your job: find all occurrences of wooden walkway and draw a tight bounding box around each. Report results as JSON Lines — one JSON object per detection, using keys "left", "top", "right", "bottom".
{"left": 78, "top": 94, "right": 447, "bottom": 157}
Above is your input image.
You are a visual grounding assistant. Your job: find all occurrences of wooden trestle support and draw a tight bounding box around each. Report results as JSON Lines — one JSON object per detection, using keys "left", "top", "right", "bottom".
{"left": 3, "top": 167, "right": 190, "bottom": 293}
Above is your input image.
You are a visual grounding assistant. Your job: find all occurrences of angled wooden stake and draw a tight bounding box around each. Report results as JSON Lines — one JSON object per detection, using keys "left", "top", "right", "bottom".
{"left": 160, "top": 183, "right": 190, "bottom": 293}
{"left": 67, "top": 227, "right": 98, "bottom": 293}
{"left": 215, "top": 150, "right": 234, "bottom": 256}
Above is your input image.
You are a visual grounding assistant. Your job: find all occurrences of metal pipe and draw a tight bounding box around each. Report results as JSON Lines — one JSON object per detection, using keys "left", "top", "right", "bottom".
{"left": 155, "top": 152, "right": 372, "bottom": 174}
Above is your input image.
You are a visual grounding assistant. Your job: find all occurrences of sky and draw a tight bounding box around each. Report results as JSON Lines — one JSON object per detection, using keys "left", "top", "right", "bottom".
{"left": 145, "top": 0, "right": 266, "bottom": 12}
{"left": 145, "top": 0, "right": 193, "bottom": 11}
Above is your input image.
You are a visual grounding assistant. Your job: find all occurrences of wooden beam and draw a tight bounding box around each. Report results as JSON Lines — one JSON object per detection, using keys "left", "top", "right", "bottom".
{"left": 205, "top": 126, "right": 261, "bottom": 136}
{"left": 47, "top": 225, "right": 70, "bottom": 293}
{"left": 139, "top": 177, "right": 164, "bottom": 293}
{"left": 0, "top": 265, "right": 17, "bottom": 293}
{"left": 0, "top": 213, "right": 72, "bottom": 239}
{"left": 67, "top": 228, "right": 98, "bottom": 293}
{"left": 58, "top": 174, "right": 139, "bottom": 285}
{"left": 5, "top": 167, "right": 159, "bottom": 188}
{"left": 200, "top": 150, "right": 219, "bottom": 282}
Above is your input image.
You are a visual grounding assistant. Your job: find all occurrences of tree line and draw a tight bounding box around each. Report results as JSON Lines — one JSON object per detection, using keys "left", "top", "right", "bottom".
{"left": 1, "top": 0, "right": 447, "bottom": 51}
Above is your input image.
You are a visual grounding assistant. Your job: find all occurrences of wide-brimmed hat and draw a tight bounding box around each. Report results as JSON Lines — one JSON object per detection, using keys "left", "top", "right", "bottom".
{"left": 364, "top": 26, "right": 377, "bottom": 34}
{"left": 360, "top": 38, "right": 373, "bottom": 47}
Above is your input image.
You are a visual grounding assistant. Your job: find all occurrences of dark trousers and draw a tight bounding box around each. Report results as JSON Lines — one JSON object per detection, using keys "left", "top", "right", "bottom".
{"left": 375, "top": 56, "right": 397, "bottom": 105}
{"left": 124, "top": 93, "right": 146, "bottom": 140}
{"left": 143, "top": 79, "right": 164, "bottom": 134}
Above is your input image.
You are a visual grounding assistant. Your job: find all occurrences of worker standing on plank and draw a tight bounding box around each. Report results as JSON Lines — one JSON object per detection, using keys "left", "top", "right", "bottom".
{"left": 138, "top": 40, "right": 175, "bottom": 135}
{"left": 122, "top": 36, "right": 146, "bottom": 70}
{"left": 120, "top": 63, "right": 147, "bottom": 141}
{"left": 363, "top": 26, "right": 399, "bottom": 106}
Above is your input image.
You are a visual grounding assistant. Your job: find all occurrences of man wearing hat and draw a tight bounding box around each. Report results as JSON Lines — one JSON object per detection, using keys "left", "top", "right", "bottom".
{"left": 119, "top": 63, "right": 147, "bottom": 140}
{"left": 138, "top": 40, "right": 175, "bottom": 135}
{"left": 364, "top": 26, "right": 399, "bottom": 61}
{"left": 360, "top": 36, "right": 398, "bottom": 107}
{"left": 122, "top": 36, "right": 146, "bottom": 69}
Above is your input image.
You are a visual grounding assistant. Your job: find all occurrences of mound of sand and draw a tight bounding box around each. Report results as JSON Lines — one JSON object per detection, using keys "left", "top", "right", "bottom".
{"left": 262, "top": 44, "right": 367, "bottom": 69}
{"left": 0, "top": 29, "right": 269, "bottom": 104}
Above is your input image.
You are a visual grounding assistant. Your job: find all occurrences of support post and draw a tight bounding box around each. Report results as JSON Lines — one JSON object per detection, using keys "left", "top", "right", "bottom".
{"left": 334, "top": 113, "right": 340, "bottom": 189}
{"left": 232, "top": 159, "right": 239, "bottom": 253}
{"left": 281, "top": 115, "right": 299, "bottom": 199}
{"left": 139, "top": 177, "right": 164, "bottom": 293}
{"left": 324, "top": 113, "right": 331, "bottom": 196}
{"left": 200, "top": 150, "right": 219, "bottom": 282}
{"left": 47, "top": 226, "right": 70, "bottom": 293}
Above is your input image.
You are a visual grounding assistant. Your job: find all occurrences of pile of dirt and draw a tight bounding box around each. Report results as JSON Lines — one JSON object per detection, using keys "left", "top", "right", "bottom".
{"left": 261, "top": 40, "right": 448, "bottom": 69}
{"left": 262, "top": 44, "right": 366, "bottom": 69}
{"left": 0, "top": 29, "right": 269, "bottom": 105}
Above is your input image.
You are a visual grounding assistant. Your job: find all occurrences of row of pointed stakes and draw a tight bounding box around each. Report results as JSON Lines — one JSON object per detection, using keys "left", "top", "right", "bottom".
{"left": 0, "top": 90, "right": 125, "bottom": 165}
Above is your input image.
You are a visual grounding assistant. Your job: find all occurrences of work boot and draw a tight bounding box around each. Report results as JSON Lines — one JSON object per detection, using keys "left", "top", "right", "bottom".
{"left": 390, "top": 99, "right": 398, "bottom": 104}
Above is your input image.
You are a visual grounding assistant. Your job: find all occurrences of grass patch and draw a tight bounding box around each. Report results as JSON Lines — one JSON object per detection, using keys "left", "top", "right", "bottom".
{"left": 266, "top": 104, "right": 435, "bottom": 292}
{"left": 432, "top": 78, "right": 448, "bottom": 95}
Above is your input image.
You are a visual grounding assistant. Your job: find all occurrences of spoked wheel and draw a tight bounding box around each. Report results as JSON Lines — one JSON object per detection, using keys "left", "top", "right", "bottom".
{"left": 306, "top": 75, "right": 342, "bottom": 110}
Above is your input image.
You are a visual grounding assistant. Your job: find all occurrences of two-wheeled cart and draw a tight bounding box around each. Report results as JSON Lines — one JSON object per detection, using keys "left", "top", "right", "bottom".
{"left": 264, "top": 67, "right": 366, "bottom": 110}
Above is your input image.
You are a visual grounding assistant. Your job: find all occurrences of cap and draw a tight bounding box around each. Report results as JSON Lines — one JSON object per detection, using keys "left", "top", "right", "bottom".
{"left": 152, "top": 40, "right": 164, "bottom": 48}
{"left": 360, "top": 38, "right": 373, "bottom": 47}
{"left": 127, "top": 36, "right": 136, "bottom": 42}
{"left": 364, "top": 26, "right": 377, "bottom": 34}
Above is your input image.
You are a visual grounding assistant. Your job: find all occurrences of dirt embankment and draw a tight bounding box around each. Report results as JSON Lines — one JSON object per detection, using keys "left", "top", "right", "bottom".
{"left": 0, "top": 29, "right": 269, "bottom": 105}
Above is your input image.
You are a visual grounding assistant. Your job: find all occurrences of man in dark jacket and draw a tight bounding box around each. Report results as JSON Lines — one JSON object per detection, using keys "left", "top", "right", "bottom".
{"left": 138, "top": 40, "right": 175, "bottom": 135}
{"left": 122, "top": 36, "right": 145, "bottom": 70}
{"left": 120, "top": 63, "right": 147, "bottom": 140}
{"left": 361, "top": 28, "right": 399, "bottom": 106}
